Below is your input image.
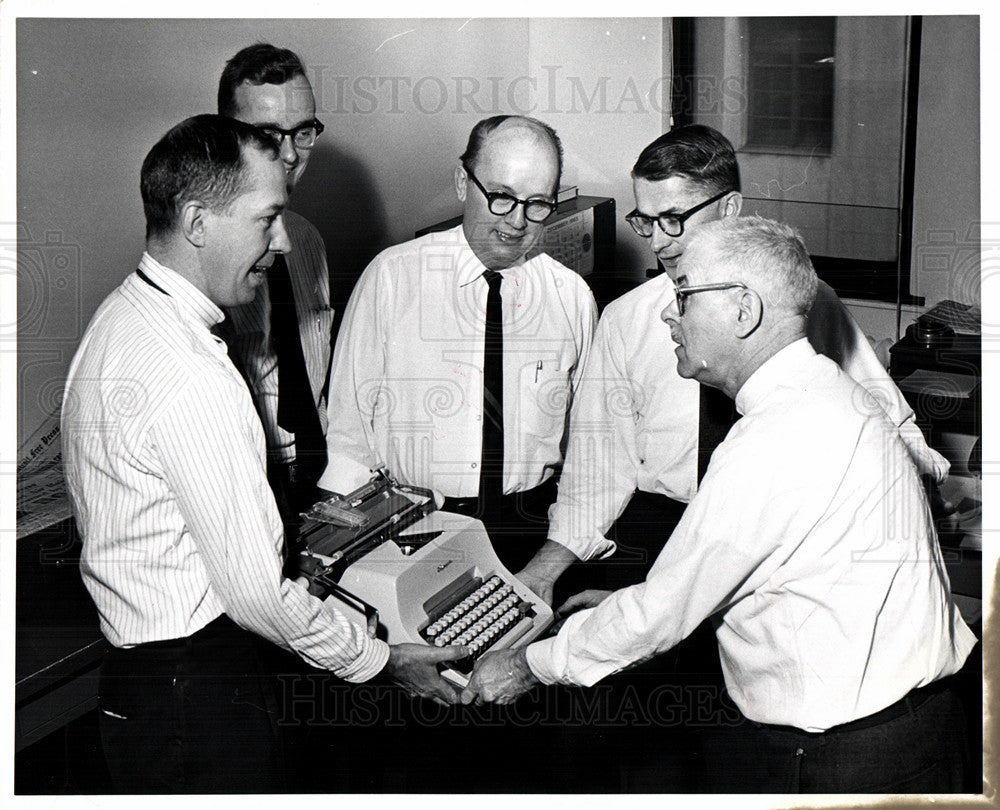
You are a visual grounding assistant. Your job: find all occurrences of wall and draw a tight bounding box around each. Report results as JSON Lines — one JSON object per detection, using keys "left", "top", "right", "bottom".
{"left": 843, "top": 15, "right": 981, "bottom": 343}
{"left": 680, "top": 15, "right": 980, "bottom": 344}
{"left": 909, "top": 15, "right": 980, "bottom": 308}
{"left": 15, "top": 17, "right": 665, "bottom": 445}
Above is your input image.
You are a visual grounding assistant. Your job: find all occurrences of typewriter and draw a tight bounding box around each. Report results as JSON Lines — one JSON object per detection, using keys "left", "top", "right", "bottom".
{"left": 290, "top": 471, "right": 553, "bottom": 685}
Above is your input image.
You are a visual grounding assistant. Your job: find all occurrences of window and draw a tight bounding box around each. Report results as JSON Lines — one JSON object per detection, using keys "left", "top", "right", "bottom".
{"left": 672, "top": 16, "right": 921, "bottom": 305}
{"left": 746, "top": 17, "right": 835, "bottom": 152}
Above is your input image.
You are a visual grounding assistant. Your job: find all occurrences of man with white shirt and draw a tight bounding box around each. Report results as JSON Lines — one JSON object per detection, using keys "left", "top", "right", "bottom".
{"left": 218, "top": 44, "right": 333, "bottom": 522}
{"left": 519, "top": 124, "right": 948, "bottom": 601}
{"left": 320, "top": 115, "right": 597, "bottom": 570}
{"left": 462, "top": 217, "right": 976, "bottom": 793}
{"left": 61, "top": 115, "right": 466, "bottom": 793}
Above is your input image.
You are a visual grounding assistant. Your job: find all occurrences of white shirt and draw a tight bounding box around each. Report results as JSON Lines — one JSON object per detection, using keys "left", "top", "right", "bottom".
{"left": 528, "top": 339, "right": 976, "bottom": 731}
{"left": 62, "top": 253, "right": 389, "bottom": 682}
{"left": 223, "top": 211, "right": 334, "bottom": 463}
{"left": 319, "top": 226, "right": 598, "bottom": 498}
{"left": 548, "top": 274, "right": 950, "bottom": 560}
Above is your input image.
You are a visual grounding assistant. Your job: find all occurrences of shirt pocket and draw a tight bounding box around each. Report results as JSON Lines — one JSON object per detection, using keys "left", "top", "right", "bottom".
{"left": 517, "top": 357, "right": 573, "bottom": 427}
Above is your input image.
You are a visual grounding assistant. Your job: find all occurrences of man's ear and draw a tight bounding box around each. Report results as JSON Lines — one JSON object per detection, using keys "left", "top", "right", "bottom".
{"left": 722, "top": 191, "right": 743, "bottom": 220}
{"left": 180, "top": 200, "right": 208, "bottom": 248}
{"left": 734, "top": 287, "right": 763, "bottom": 338}
{"left": 454, "top": 165, "right": 468, "bottom": 202}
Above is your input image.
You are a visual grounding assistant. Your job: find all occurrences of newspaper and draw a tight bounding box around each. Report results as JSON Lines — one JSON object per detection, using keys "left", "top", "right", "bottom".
{"left": 17, "top": 410, "right": 72, "bottom": 538}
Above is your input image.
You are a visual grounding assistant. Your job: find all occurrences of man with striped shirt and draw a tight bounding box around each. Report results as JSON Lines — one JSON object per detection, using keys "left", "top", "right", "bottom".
{"left": 61, "top": 115, "right": 466, "bottom": 793}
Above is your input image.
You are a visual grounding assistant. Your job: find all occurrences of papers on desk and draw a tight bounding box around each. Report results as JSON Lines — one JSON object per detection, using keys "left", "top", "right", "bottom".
{"left": 896, "top": 369, "right": 979, "bottom": 399}
{"left": 920, "top": 299, "right": 981, "bottom": 335}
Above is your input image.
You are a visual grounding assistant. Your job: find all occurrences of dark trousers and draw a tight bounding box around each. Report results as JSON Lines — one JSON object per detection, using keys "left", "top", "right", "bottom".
{"left": 98, "top": 615, "right": 286, "bottom": 793}
{"left": 443, "top": 476, "right": 559, "bottom": 572}
{"left": 268, "top": 458, "right": 320, "bottom": 547}
{"left": 701, "top": 678, "right": 970, "bottom": 793}
{"left": 555, "top": 490, "right": 689, "bottom": 602}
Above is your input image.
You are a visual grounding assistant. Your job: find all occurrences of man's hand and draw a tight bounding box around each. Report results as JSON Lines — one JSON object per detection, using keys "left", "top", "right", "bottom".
{"left": 460, "top": 648, "right": 538, "bottom": 706}
{"left": 552, "top": 588, "right": 613, "bottom": 631}
{"left": 516, "top": 540, "right": 582, "bottom": 606}
{"left": 921, "top": 474, "right": 960, "bottom": 542}
{"left": 383, "top": 643, "right": 470, "bottom": 705}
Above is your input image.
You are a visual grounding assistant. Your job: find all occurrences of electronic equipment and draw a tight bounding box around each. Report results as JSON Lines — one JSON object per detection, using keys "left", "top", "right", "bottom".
{"left": 291, "top": 471, "right": 553, "bottom": 685}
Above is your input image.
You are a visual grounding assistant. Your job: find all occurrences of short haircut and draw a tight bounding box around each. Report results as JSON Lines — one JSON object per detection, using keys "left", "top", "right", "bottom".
{"left": 218, "top": 43, "right": 307, "bottom": 117}
{"left": 140, "top": 114, "right": 277, "bottom": 238}
{"left": 691, "top": 216, "right": 818, "bottom": 316}
{"left": 460, "top": 115, "right": 564, "bottom": 191}
{"left": 632, "top": 124, "right": 741, "bottom": 195}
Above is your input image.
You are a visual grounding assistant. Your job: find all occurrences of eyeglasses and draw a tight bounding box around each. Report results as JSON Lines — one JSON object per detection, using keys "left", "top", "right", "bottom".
{"left": 465, "top": 168, "right": 557, "bottom": 223}
{"left": 625, "top": 189, "right": 731, "bottom": 238}
{"left": 256, "top": 118, "right": 325, "bottom": 149}
{"left": 673, "top": 282, "right": 748, "bottom": 316}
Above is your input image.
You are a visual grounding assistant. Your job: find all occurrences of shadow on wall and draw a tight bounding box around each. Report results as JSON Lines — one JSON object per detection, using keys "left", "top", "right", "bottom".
{"left": 292, "top": 142, "right": 390, "bottom": 317}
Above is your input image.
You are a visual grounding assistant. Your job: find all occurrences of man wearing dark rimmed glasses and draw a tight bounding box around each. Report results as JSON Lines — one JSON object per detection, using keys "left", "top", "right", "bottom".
{"left": 518, "top": 123, "right": 947, "bottom": 607}
{"left": 217, "top": 44, "right": 334, "bottom": 527}
{"left": 319, "top": 115, "right": 597, "bottom": 571}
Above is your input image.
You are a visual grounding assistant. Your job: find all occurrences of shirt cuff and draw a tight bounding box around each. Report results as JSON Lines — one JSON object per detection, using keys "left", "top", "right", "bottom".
{"left": 525, "top": 638, "right": 563, "bottom": 685}
{"left": 897, "top": 418, "right": 951, "bottom": 482}
{"left": 545, "top": 525, "right": 617, "bottom": 561}
{"left": 317, "top": 455, "right": 375, "bottom": 495}
{"left": 334, "top": 636, "right": 391, "bottom": 683}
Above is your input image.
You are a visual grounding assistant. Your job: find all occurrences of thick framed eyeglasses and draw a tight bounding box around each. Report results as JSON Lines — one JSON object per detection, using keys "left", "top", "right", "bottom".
{"left": 625, "top": 189, "right": 731, "bottom": 238}
{"left": 674, "top": 282, "right": 748, "bottom": 316}
{"left": 465, "top": 168, "right": 557, "bottom": 223}
{"left": 256, "top": 118, "right": 325, "bottom": 149}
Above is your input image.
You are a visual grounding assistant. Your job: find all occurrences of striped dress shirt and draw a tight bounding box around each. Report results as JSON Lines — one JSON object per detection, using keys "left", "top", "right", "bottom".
{"left": 61, "top": 253, "right": 388, "bottom": 682}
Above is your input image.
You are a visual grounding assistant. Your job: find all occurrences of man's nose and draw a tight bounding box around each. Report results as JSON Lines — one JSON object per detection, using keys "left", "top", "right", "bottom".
{"left": 269, "top": 215, "right": 293, "bottom": 254}
{"left": 278, "top": 135, "right": 299, "bottom": 166}
{"left": 504, "top": 202, "right": 528, "bottom": 229}
{"left": 649, "top": 220, "right": 675, "bottom": 253}
{"left": 661, "top": 297, "right": 680, "bottom": 325}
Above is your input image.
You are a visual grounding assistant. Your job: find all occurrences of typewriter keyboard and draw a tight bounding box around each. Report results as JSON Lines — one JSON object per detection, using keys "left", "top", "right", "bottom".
{"left": 420, "top": 574, "right": 537, "bottom": 659}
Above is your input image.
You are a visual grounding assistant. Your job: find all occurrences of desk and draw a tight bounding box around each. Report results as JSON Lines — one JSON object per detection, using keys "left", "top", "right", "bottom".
{"left": 16, "top": 519, "right": 106, "bottom": 751}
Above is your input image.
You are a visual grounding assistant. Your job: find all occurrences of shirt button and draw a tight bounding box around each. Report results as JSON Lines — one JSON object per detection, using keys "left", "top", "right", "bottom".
{"left": 794, "top": 748, "right": 805, "bottom": 757}
{"left": 471, "top": 463, "right": 477, "bottom": 469}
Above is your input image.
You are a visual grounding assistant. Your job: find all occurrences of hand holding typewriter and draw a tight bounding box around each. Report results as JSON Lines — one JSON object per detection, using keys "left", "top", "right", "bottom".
{"left": 460, "top": 648, "right": 539, "bottom": 706}
{"left": 383, "top": 643, "right": 471, "bottom": 705}
{"left": 516, "top": 539, "right": 583, "bottom": 606}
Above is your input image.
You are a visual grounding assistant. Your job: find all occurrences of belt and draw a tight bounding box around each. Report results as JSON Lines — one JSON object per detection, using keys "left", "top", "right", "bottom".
{"left": 758, "top": 676, "right": 955, "bottom": 736}
{"left": 113, "top": 615, "right": 241, "bottom": 657}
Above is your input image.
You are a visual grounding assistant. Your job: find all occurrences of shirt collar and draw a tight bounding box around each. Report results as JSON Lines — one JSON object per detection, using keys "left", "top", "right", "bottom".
{"left": 138, "top": 252, "right": 224, "bottom": 329}
{"left": 450, "top": 224, "right": 535, "bottom": 289}
{"left": 735, "top": 337, "right": 816, "bottom": 416}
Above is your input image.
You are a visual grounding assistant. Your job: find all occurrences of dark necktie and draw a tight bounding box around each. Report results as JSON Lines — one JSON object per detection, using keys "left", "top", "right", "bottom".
{"left": 479, "top": 270, "right": 504, "bottom": 523}
{"left": 267, "top": 253, "right": 326, "bottom": 482}
{"left": 697, "top": 383, "right": 739, "bottom": 483}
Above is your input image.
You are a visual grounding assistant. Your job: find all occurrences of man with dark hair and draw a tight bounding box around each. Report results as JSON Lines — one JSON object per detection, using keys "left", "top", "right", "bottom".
{"left": 62, "top": 114, "right": 467, "bottom": 794}
{"left": 518, "top": 123, "right": 948, "bottom": 601}
{"left": 321, "top": 114, "right": 596, "bottom": 570}
{"left": 464, "top": 217, "right": 976, "bottom": 794}
{"left": 217, "top": 43, "right": 333, "bottom": 523}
